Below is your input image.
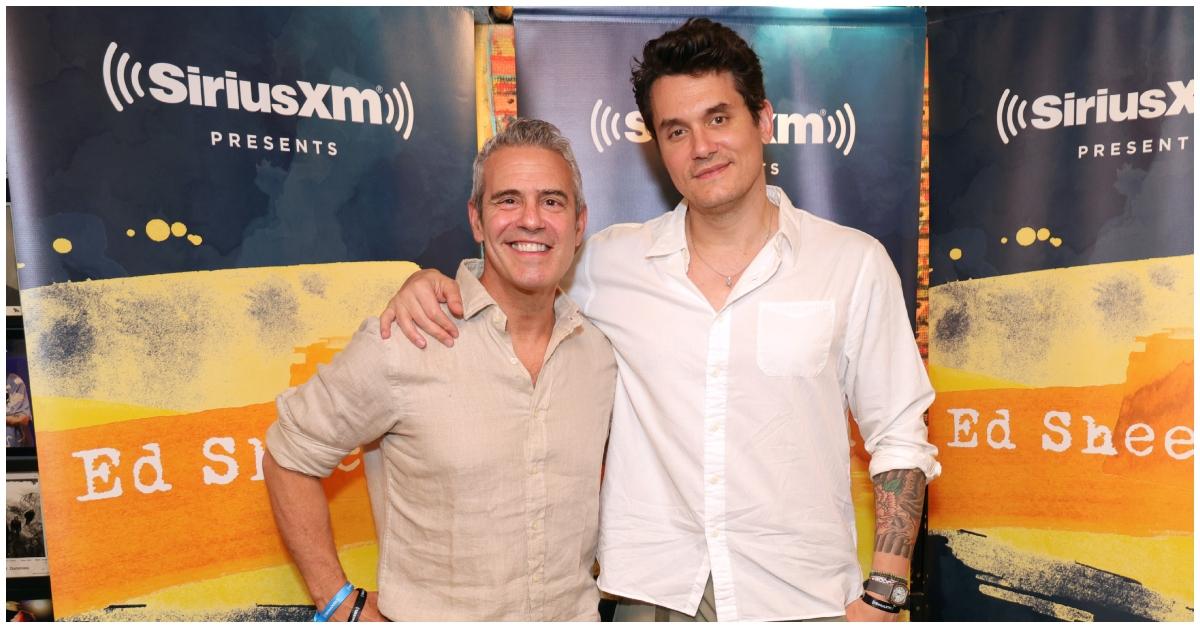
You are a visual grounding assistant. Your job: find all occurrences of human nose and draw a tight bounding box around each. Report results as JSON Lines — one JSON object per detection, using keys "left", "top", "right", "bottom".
{"left": 691, "top": 127, "right": 717, "bottom": 160}
{"left": 517, "top": 201, "right": 545, "bottom": 230}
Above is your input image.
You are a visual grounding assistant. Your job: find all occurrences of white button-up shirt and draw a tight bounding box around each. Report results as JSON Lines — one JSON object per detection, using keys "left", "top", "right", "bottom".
{"left": 570, "top": 186, "right": 940, "bottom": 621}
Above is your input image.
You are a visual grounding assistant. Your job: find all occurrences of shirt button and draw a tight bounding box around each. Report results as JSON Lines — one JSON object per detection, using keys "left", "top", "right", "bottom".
{"left": 709, "top": 366, "right": 720, "bottom": 377}
{"left": 510, "top": 357, "right": 519, "bottom": 365}
{"left": 711, "top": 528, "right": 722, "bottom": 539}
{"left": 532, "top": 573, "right": 541, "bottom": 583}
{"left": 531, "top": 519, "right": 542, "bottom": 531}
{"left": 708, "top": 474, "right": 720, "bottom": 485}
{"left": 708, "top": 422, "right": 720, "bottom": 433}
{"left": 528, "top": 465, "right": 538, "bottom": 476}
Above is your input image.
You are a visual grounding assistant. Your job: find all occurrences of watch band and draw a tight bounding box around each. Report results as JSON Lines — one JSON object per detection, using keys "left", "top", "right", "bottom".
{"left": 861, "top": 592, "right": 901, "bottom": 614}
{"left": 868, "top": 571, "right": 907, "bottom": 585}
{"left": 865, "top": 573, "right": 910, "bottom": 607}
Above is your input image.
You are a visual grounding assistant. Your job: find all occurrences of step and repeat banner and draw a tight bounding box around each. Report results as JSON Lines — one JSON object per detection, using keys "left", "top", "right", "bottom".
{"left": 7, "top": 7, "right": 477, "bottom": 620}
{"left": 515, "top": 6, "right": 927, "bottom": 579}
{"left": 515, "top": 7, "right": 927, "bottom": 320}
{"left": 927, "top": 7, "right": 1193, "bottom": 621}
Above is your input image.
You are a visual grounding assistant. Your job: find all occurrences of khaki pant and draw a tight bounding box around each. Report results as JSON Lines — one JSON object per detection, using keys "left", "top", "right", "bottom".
{"left": 610, "top": 576, "right": 846, "bottom": 622}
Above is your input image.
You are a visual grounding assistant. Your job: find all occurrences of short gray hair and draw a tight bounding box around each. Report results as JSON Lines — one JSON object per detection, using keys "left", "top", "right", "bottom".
{"left": 469, "top": 118, "right": 586, "bottom": 213}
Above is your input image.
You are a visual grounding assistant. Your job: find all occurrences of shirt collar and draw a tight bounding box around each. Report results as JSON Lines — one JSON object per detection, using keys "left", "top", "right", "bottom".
{"left": 645, "top": 185, "right": 802, "bottom": 259}
{"left": 458, "top": 259, "right": 495, "bottom": 320}
{"left": 456, "top": 259, "right": 583, "bottom": 332}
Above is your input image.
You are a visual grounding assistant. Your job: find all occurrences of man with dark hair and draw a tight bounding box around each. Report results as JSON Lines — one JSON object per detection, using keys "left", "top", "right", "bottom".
{"left": 631, "top": 18, "right": 767, "bottom": 141}
{"left": 264, "top": 119, "right": 617, "bottom": 621}
{"left": 380, "top": 18, "right": 938, "bottom": 622}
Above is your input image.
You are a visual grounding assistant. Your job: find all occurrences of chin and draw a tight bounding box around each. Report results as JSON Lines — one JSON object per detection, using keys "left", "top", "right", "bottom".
{"left": 510, "top": 273, "right": 558, "bottom": 292}
{"left": 689, "top": 190, "right": 738, "bottom": 212}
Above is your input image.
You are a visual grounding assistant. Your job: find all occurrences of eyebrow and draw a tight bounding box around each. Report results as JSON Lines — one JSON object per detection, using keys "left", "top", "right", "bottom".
{"left": 488, "top": 189, "right": 522, "bottom": 201}
{"left": 657, "top": 102, "right": 732, "bottom": 132}
{"left": 488, "top": 189, "right": 570, "bottom": 201}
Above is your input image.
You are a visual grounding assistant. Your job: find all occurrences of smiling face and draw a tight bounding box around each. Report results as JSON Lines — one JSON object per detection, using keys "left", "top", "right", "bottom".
{"left": 469, "top": 145, "right": 587, "bottom": 300}
{"left": 651, "top": 71, "right": 774, "bottom": 216}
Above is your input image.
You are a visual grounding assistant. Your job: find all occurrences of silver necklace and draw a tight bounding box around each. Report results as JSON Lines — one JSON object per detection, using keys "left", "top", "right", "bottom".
{"left": 686, "top": 213, "right": 775, "bottom": 287}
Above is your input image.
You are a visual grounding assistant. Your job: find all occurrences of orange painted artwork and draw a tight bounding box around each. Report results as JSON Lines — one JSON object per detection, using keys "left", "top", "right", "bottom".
{"left": 24, "top": 262, "right": 421, "bottom": 620}
{"left": 925, "top": 255, "right": 1193, "bottom": 621}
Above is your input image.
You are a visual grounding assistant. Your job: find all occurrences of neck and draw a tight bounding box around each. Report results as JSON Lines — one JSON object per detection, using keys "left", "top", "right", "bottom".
{"left": 686, "top": 183, "right": 776, "bottom": 251}
{"left": 478, "top": 272, "right": 557, "bottom": 339}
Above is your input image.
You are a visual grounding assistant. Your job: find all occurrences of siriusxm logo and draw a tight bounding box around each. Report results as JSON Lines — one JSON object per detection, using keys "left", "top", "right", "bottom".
{"left": 772, "top": 104, "right": 857, "bottom": 156}
{"left": 589, "top": 99, "right": 858, "bottom": 156}
{"left": 996, "top": 79, "right": 1193, "bottom": 144}
{"left": 102, "top": 42, "right": 415, "bottom": 139}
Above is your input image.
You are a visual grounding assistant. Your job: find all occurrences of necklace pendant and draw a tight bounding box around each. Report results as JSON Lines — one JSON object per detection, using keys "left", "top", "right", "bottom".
{"left": 724, "top": 276, "right": 733, "bottom": 287}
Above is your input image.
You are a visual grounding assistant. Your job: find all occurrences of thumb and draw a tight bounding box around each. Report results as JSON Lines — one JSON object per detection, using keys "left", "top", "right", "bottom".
{"left": 440, "top": 283, "right": 465, "bottom": 318}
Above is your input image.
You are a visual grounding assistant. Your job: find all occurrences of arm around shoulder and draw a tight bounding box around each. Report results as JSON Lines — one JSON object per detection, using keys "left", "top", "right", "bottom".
{"left": 379, "top": 267, "right": 465, "bottom": 348}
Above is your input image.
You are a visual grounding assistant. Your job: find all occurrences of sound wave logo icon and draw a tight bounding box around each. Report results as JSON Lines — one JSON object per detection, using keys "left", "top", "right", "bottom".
{"left": 823, "top": 103, "right": 856, "bottom": 156}
{"left": 102, "top": 42, "right": 415, "bottom": 139}
{"left": 102, "top": 42, "right": 145, "bottom": 112}
{"left": 590, "top": 99, "right": 646, "bottom": 153}
{"left": 995, "top": 88, "right": 1028, "bottom": 144}
{"left": 383, "top": 84, "right": 414, "bottom": 139}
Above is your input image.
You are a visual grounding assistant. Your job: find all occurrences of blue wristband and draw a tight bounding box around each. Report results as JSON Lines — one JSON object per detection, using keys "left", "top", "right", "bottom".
{"left": 314, "top": 582, "right": 355, "bottom": 622}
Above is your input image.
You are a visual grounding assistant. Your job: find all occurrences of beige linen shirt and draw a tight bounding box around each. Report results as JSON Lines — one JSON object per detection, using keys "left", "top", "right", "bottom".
{"left": 266, "top": 260, "right": 617, "bottom": 621}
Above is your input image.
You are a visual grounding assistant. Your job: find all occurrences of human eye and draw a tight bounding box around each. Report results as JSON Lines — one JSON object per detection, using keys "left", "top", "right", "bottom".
{"left": 711, "top": 114, "right": 728, "bottom": 125}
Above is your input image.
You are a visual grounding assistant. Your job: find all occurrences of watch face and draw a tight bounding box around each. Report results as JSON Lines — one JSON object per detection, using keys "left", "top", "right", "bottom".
{"left": 890, "top": 584, "right": 909, "bottom": 606}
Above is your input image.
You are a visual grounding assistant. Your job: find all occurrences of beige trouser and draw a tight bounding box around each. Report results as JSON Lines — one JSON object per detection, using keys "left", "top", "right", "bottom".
{"left": 610, "top": 576, "right": 846, "bottom": 622}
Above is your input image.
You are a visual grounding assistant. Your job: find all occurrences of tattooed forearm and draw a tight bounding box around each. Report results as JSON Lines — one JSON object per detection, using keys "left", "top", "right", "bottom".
{"left": 872, "top": 468, "right": 926, "bottom": 559}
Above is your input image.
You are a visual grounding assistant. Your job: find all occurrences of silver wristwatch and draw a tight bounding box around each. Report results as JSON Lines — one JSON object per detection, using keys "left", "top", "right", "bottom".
{"left": 864, "top": 573, "right": 910, "bottom": 607}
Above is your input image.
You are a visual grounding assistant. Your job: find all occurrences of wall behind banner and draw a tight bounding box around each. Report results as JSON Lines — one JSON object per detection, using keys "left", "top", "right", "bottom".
{"left": 6, "top": 7, "right": 477, "bottom": 620}
{"left": 926, "top": 7, "right": 1193, "bottom": 621}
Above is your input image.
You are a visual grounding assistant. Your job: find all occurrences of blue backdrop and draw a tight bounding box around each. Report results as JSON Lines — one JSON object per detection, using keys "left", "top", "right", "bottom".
{"left": 7, "top": 7, "right": 478, "bottom": 289}
{"left": 928, "top": 6, "right": 1193, "bottom": 287}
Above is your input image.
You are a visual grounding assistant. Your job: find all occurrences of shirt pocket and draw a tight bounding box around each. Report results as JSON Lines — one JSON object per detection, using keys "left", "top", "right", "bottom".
{"left": 756, "top": 300, "right": 835, "bottom": 378}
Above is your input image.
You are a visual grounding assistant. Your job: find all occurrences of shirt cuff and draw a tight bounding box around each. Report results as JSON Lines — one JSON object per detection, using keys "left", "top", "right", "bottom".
{"left": 265, "top": 396, "right": 353, "bottom": 478}
{"left": 867, "top": 449, "right": 942, "bottom": 483}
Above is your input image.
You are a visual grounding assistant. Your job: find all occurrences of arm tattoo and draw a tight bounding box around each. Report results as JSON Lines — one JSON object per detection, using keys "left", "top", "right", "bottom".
{"left": 872, "top": 468, "right": 926, "bottom": 559}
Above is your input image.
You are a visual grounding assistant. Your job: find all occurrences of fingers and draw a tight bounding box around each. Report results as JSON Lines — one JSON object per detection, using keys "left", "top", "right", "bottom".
{"left": 395, "top": 307, "right": 427, "bottom": 350}
{"left": 379, "top": 307, "right": 395, "bottom": 339}
{"left": 444, "top": 285, "right": 465, "bottom": 319}
{"left": 415, "top": 297, "right": 457, "bottom": 348}
{"left": 379, "top": 268, "right": 463, "bottom": 349}
{"left": 433, "top": 276, "right": 465, "bottom": 330}
{"left": 436, "top": 276, "right": 463, "bottom": 321}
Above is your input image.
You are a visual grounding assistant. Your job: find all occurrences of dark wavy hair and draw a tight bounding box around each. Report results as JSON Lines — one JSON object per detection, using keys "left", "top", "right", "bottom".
{"left": 631, "top": 18, "right": 766, "bottom": 140}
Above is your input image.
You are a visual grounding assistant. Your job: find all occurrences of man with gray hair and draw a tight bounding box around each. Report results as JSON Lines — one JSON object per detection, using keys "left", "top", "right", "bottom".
{"left": 262, "top": 118, "right": 617, "bottom": 621}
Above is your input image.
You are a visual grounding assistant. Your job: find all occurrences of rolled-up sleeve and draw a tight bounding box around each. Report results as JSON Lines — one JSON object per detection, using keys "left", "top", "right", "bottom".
{"left": 266, "top": 317, "right": 402, "bottom": 478}
{"left": 842, "top": 242, "right": 941, "bottom": 482}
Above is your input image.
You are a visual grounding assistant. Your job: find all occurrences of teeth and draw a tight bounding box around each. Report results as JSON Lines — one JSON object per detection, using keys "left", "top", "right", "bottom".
{"left": 511, "top": 242, "right": 548, "bottom": 252}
